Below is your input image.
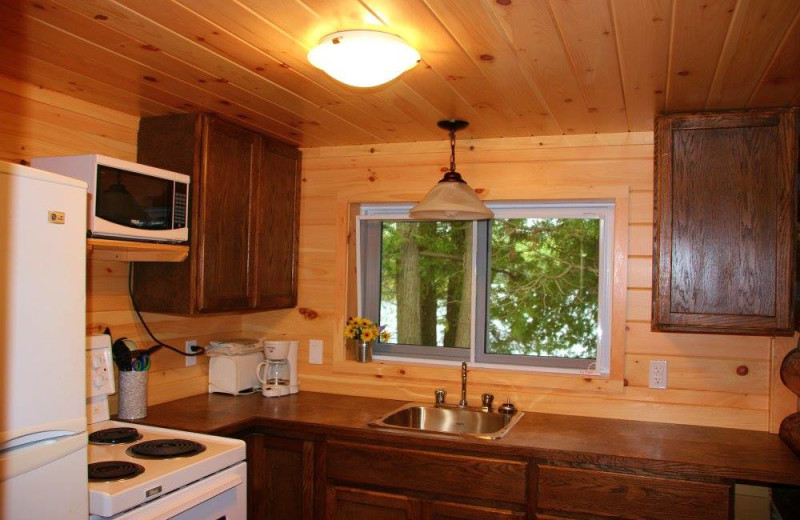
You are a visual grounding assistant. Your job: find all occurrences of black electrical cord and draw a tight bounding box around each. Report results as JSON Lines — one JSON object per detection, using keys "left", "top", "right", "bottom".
{"left": 127, "top": 263, "right": 205, "bottom": 357}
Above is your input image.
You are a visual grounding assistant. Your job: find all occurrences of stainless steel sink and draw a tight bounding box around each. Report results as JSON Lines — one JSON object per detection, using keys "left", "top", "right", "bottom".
{"left": 369, "top": 403, "right": 524, "bottom": 440}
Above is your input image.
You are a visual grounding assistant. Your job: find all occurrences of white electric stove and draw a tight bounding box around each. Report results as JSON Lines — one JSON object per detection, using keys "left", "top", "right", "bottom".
{"left": 86, "top": 335, "right": 247, "bottom": 520}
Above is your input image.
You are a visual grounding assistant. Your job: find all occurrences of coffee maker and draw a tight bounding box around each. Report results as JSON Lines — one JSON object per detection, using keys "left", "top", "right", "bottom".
{"left": 256, "top": 340, "right": 299, "bottom": 397}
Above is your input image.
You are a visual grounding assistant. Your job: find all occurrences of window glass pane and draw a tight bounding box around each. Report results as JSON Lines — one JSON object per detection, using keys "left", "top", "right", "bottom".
{"left": 379, "top": 220, "right": 472, "bottom": 349}
{"left": 486, "top": 218, "right": 600, "bottom": 360}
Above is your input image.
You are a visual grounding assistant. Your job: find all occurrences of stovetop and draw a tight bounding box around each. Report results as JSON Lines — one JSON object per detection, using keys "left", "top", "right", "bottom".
{"left": 88, "top": 420, "right": 245, "bottom": 518}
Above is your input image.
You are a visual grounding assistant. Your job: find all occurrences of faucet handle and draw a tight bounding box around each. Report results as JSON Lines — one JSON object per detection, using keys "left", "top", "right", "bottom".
{"left": 434, "top": 388, "right": 447, "bottom": 405}
{"left": 481, "top": 393, "right": 494, "bottom": 412}
{"left": 498, "top": 399, "right": 518, "bottom": 415}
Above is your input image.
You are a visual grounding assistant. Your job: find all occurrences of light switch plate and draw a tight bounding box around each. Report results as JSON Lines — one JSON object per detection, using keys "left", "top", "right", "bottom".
{"left": 309, "top": 339, "right": 323, "bottom": 365}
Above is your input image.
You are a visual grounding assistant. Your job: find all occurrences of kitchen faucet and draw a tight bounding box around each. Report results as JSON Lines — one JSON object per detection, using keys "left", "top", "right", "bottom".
{"left": 459, "top": 361, "right": 468, "bottom": 407}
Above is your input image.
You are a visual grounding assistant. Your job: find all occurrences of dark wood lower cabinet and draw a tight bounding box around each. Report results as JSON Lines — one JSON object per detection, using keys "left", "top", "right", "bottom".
{"left": 326, "top": 487, "right": 525, "bottom": 520}
{"left": 328, "top": 486, "right": 421, "bottom": 520}
{"left": 427, "top": 501, "right": 526, "bottom": 520}
{"left": 536, "top": 464, "right": 733, "bottom": 520}
{"left": 238, "top": 432, "right": 736, "bottom": 520}
{"left": 242, "top": 432, "right": 315, "bottom": 520}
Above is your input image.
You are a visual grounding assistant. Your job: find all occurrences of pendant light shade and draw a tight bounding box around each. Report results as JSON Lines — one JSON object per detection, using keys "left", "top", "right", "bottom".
{"left": 307, "top": 30, "right": 420, "bottom": 88}
{"left": 409, "top": 120, "right": 493, "bottom": 221}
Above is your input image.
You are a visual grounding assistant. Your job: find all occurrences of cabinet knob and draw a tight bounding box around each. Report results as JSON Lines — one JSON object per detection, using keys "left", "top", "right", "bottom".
{"left": 736, "top": 365, "right": 749, "bottom": 376}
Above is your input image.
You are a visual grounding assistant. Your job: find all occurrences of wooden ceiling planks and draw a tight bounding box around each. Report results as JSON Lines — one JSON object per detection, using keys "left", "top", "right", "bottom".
{"left": 705, "top": 0, "right": 800, "bottom": 110}
{"left": 176, "top": 0, "right": 441, "bottom": 142}
{"left": 487, "top": 0, "right": 596, "bottom": 135}
{"left": 748, "top": 9, "right": 800, "bottom": 107}
{"left": 421, "top": 0, "right": 562, "bottom": 136}
{"left": 663, "top": 0, "right": 737, "bottom": 112}
{"left": 0, "top": 0, "right": 797, "bottom": 147}
{"left": 547, "top": 0, "right": 629, "bottom": 133}
{"left": 610, "top": 0, "right": 673, "bottom": 131}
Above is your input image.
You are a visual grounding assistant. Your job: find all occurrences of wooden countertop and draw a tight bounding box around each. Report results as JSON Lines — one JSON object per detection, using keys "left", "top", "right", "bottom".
{"left": 136, "top": 391, "right": 800, "bottom": 487}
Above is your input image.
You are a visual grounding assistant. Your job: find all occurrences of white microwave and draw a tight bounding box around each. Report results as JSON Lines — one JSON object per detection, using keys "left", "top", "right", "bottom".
{"left": 31, "top": 154, "right": 190, "bottom": 243}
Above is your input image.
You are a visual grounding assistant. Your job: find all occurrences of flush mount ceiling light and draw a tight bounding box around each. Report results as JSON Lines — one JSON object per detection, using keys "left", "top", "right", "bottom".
{"left": 409, "top": 120, "right": 494, "bottom": 221}
{"left": 307, "top": 30, "right": 420, "bottom": 88}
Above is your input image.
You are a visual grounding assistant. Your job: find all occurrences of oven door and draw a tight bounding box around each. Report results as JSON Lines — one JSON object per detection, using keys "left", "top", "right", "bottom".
{"left": 97, "top": 462, "right": 246, "bottom": 520}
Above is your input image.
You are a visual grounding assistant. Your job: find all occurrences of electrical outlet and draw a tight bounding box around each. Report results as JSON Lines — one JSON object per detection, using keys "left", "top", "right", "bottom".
{"left": 185, "top": 340, "right": 197, "bottom": 368}
{"left": 649, "top": 360, "right": 668, "bottom": 389}
{"left": 309, "top": 339, "right": 323, "bottom": 365}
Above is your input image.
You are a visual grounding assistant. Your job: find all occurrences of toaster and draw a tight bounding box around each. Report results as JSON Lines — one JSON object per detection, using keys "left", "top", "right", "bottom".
{"left": 208, "top": 351, "right": 265, "bottom": 395}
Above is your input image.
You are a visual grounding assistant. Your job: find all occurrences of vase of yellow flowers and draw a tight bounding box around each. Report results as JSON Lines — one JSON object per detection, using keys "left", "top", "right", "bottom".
{"left": 344, "top": 316, "right": 390, "bottom": 363}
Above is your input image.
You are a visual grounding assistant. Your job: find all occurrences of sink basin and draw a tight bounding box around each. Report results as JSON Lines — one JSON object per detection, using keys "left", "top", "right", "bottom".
{"left": 369, "top": 403, "right": 524, "bottom": 440}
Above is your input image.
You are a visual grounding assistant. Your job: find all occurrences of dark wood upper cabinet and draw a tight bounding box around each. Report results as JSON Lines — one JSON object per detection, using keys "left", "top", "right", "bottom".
{"left": 132, "top": 113, "right": 300, "bottom": 314}
{"left": 652, "top": 108, "right": 798, "bottom": 335}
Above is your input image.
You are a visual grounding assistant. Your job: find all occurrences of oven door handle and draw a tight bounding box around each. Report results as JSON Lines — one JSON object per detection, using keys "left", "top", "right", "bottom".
{"left": 130, "top": 470, "right": 243, "bottom": 520}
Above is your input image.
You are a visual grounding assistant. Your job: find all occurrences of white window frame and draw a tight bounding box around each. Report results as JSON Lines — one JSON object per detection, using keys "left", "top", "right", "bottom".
{"left": 356, "top": 201, "right": 614, "bottom": 376}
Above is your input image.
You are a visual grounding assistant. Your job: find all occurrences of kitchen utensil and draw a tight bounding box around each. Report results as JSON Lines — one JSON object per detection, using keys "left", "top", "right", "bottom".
{"left": 111, "top": 339, "right": 132, "bottom": 371}
{"left": 132, "top": 353, "right": 150, "bottom": 372}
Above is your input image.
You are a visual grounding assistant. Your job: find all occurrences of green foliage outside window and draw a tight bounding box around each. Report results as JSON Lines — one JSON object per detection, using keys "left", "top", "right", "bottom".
{"left": 487, "top": 218, "right": 599, "bottom": 359}
{"left": 377, "top": 217, "right": 600, "bottom": 360}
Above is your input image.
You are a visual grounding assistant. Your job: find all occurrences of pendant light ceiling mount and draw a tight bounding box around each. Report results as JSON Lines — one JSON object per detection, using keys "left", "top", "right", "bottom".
{"left": 409, "top": 119, "right": 494, "bottom": 221}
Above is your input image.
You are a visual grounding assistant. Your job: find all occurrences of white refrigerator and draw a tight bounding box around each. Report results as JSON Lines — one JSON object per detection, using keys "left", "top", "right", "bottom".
{"left": 0, "top": 160, "right": 88, "bottom": 519}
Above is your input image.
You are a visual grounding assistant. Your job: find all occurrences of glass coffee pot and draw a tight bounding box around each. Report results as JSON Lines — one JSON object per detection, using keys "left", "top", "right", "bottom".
{"left": 256, "top": 341, "right": 292, "bottom": 397}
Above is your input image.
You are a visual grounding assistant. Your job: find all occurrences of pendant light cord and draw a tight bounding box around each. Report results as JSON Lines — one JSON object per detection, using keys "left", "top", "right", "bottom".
{"left": 449, "top": 129, "right": 457, "bottom": 172}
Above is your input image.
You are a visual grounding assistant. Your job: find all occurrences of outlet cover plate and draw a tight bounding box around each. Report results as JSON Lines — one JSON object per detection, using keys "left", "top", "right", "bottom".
{"left": 185, "top": 340, "right": 197, "bottom": 368}
{"left": 649, "top": 360, "right": 668, "bottom": 389}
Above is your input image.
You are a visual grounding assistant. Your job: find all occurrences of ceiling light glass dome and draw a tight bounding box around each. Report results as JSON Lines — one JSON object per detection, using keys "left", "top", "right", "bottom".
{"left": 308, "top": 30, "right": 420, "bottom": 88}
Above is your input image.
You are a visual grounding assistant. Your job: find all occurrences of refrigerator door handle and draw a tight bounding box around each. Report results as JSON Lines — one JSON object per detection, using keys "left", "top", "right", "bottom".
{"left": 0, "top": 432, "right": 86, "bottom": 481}
{"left": 0, "top": 429, "right": 82, "bottom": 452}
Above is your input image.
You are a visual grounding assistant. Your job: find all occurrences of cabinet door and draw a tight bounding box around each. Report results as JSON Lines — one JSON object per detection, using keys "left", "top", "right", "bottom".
{"left": 426, "top": 501, "right": 525, "bottom": 520}
{"left": 197, "top": 117, "right": 257, "bottom": 312}
{"left": 653, "top": 109, "right": 797, "bottom": 335}
{"left": 244, "top": 433, "right": 314, "bottom": 520}
{"left": 537, "top": 465, "right": 732, "bottom": 520}
{"left": 251, "top": 138, "right": 301, "bottom": 310}
{"left": 327, "top": 486, "right": 421, "bottom": 520}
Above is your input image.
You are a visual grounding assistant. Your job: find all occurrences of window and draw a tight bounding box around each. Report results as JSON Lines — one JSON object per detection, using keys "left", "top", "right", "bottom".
{"left": 357, "top": 201, "right": 614, "bottom": 374}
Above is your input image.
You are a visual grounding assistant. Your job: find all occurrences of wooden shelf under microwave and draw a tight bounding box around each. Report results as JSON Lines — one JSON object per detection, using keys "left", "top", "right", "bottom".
{"left": 86, "top": 238, "right": 189, "bottom": 263}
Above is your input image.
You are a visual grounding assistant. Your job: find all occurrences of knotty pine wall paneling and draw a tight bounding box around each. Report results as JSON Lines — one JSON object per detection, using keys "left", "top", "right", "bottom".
{"left": 242, "top": 132, "right": 790, "bottom": 432}
{"left": 0, "top": 74, "right": 243, "bottom": 408}
{"left": 3, "top": 73, "right": 792, "bottom": 431}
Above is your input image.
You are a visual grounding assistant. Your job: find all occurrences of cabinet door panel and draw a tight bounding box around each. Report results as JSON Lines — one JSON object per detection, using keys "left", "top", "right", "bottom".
{"left": 198, "top": 117, "right": 256, "bottom": 312}
{"left": 328, "top": 486, "right": 420, "bottom": 520}
{"left": 537, "top": 465, "right": 731, "bottom": 520}
{"left": 427, "top": 501, "right": 525, "bottom": 520}
{"left": 245, "top": 433, "right": 314, "bottom": 520}
{"left": 252, "top": 143, "right": 300, "bottom": 309}
{"left": 653, "top": 109, "right": 797, "bottom": 335}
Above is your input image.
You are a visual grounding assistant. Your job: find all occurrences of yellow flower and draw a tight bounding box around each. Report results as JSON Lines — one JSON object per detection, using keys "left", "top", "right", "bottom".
{"left": 358, "top": 317, "right": 373, "bottom": 328}
{"left": 344, "top": 324, "right": 356, "bottom": 339}
{"left": 360, "top": 328, "right": 376, "bottom": 342}
{"left": 380, "top": 330, "right": 391, "bottom": 342}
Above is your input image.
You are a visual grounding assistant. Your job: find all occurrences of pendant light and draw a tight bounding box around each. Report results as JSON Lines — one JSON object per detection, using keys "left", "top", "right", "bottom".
{"left": 409, "top": 120, "right": 494, "bottom": 220}
{"left": 307, "top": 30, "right": 420, "bottom": 88}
